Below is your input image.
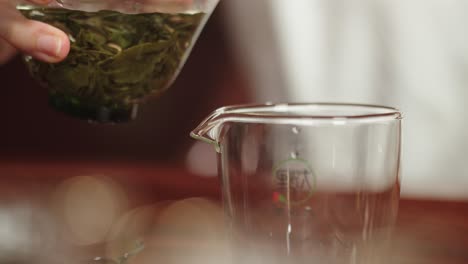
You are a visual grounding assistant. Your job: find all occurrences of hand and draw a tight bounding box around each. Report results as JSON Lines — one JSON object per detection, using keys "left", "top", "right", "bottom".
{"left": 0, "top": 0, "right": 70, "bottom": 65}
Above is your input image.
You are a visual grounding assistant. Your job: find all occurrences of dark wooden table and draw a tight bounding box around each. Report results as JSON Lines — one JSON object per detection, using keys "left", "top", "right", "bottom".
{"left": 392, "top": 199, "right": 468, "bottom": 264}
{"left": 0, "top": 159, "right": 467, "bottom": 263}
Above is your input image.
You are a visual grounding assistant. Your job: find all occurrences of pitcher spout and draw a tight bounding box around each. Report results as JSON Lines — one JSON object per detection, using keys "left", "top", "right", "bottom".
{"left": 190, "top": 103, "right": 282, "bottom": 150}
{"left": 190, "top": 108, "right": 226, "bottom": 149}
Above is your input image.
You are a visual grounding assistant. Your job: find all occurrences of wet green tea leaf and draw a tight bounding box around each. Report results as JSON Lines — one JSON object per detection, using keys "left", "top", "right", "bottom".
{"left": 18, "top": 6, "right": 205, "bottom": 123}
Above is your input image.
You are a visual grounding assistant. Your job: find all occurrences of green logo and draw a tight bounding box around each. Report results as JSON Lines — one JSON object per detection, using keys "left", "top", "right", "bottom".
{"left": 272, "top": 158, "right": 316, "bottom": 207}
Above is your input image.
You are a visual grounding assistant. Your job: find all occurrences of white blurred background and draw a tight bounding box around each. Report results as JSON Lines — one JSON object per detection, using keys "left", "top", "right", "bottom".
{"left": 200, "top": 0, "right": 468, "bottom": 200}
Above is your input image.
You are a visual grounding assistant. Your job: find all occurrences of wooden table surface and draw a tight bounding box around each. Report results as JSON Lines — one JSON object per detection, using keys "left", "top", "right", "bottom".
{"left": 0, "top": 159, "right": 467, "bottom": 263}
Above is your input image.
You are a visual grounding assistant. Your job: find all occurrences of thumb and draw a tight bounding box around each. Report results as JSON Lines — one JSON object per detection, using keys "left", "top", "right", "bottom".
{"left": 0, "top": 7, "right": 70, "bottom": 63}
{"left": 0, "top": 38, "right": 17, "bottom": 65}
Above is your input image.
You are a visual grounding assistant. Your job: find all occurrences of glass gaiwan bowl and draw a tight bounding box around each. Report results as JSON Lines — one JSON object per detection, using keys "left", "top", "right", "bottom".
{"left": 17, "top": 0, "right": 219, "bottom": 123}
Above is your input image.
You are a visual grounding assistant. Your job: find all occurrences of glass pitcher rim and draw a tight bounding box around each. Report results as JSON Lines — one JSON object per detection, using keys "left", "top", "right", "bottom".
{"left": 191, "top": 102, "right": 402, "bottom": 147}
{"left": 213, "top": 102, "right": 402, "bottom": 120}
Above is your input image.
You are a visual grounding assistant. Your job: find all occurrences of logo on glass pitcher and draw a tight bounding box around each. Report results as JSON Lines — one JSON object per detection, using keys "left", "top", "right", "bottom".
{"left": 272, "top": 158, "right": 316, "bottom": 207}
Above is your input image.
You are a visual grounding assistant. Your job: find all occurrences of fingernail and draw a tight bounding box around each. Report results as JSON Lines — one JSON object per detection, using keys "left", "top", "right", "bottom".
{"left": 37, "top": 35, "right": 62, "bottom": 57}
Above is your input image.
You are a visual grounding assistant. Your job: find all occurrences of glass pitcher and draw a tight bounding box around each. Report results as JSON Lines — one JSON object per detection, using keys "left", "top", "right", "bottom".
{"left": 191, "top": 103, "right": 402, "bottom": 264}
{"left": 17, "top": 0, "right": 219, "bottom": 123}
